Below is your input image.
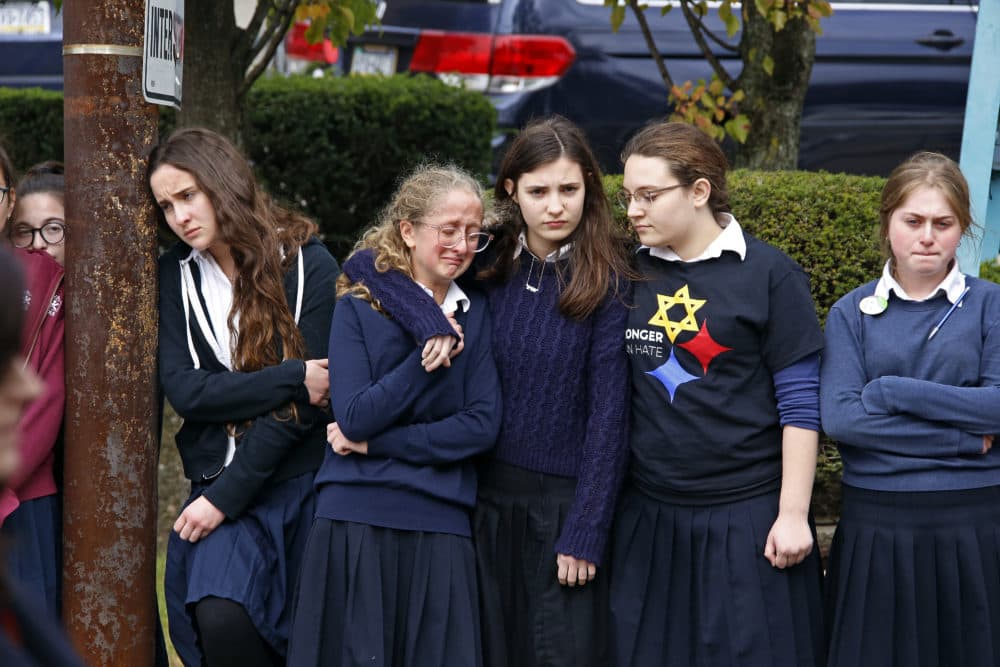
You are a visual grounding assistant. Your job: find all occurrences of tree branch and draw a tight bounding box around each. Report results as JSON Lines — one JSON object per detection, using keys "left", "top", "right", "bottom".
{"left": 690, "top": 9, "right": 740, "bottom": 53}
{"left": 239, "top": 0, "right": 300, "bottom": 97}
{"left": 680, "top": 0, "right": 736, "bottom": 90}
{"left": 627, "top": 0, "right": 674, "bottom": 91}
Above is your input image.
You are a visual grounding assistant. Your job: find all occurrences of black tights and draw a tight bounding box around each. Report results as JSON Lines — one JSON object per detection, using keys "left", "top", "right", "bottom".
{"left": 194, "top": 596, "right": 281, "bottom": 667}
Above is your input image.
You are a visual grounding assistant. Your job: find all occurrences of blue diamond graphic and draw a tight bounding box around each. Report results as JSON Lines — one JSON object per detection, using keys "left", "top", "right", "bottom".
{"left": 645, "top": 348, "right": 699, "bottom": 402}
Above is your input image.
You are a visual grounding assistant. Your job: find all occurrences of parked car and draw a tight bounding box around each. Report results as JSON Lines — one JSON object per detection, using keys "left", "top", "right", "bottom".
{"left": 0, "top": 0, "right": 62, "bottom": 89}
{"left": 344, "top": 0, "right": 978, "bottom": 176}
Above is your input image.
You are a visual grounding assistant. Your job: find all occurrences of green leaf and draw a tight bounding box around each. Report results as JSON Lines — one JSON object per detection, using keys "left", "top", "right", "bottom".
{"left": 762, "top": 55, "right": 774, "bottom": 76}
{"left": 724, "top": 114, "right": 751, "bottom": 143}
{"left": 719, "top": 2, "right": 739, "bottom": 38}
{"left": 771, "top": 9, "right": 787, "bottom": 31}
{"left": 660, "top": 4, "right": 673, "bottom": 16}
{"left": 610, "top": 4, "right": 626, "bottom": 32}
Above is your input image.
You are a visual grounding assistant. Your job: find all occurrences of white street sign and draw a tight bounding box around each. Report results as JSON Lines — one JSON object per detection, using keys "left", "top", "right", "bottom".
{"left": 142, "top": 0, "right": 183, "bottom": 108}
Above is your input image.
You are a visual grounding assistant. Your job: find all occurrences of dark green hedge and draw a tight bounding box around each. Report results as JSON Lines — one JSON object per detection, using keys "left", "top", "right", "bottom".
{"left": 1, "top": 75, "right": 496, "bottom": 260}
{"left": 244, "top": 75, "right": 496, "bottom": 259}
{"left": 0, "top": 87, "right": 64, "bottom": 177}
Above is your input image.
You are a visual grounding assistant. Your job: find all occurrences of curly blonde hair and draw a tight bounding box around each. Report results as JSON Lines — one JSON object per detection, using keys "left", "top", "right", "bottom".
{"left": 337, "top": 163, "right": 485, "bottom": 302}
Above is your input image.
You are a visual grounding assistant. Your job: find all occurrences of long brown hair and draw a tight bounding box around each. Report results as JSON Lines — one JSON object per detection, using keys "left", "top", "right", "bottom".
{"left": 878, "top": 151, "right": 975, "bottom": 265}
{"left": 484, "top": 116, "right": 634, "bottom": 320}
{"left": 621, "top": 121, "right": 731, "bottom": 221}
{"left": 147, "top": 128, "right": 316, "bottom": 371}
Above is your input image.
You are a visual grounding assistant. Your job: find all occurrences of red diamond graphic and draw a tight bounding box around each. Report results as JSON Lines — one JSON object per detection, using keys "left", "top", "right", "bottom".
{"left": 677, "top": 320, "right": 732, "bottom": 374}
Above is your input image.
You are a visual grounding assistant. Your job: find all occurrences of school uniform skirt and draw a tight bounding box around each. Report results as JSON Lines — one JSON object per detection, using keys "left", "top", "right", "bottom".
{"left": 2, "top": 494, "right": 61, "bottom": 618}
{"left": 286, "top": 518, "right": 482, "bottom": 667}
{"left": 610, "top": 486, "right": 825, "bottom": 667}
{"left": 164, "top": 472, "right": 315, "bottom": 667}
{"left": 825, "top": 484, "right": 1000, "bottom": 667}
{"left": 474, "top": 461, "right": 611, "bottom": 667}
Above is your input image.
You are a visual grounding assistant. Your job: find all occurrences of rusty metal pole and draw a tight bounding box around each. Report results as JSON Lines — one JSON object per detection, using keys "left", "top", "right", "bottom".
{"left": 61, "top": 0, "right": 160, "bottom": 663}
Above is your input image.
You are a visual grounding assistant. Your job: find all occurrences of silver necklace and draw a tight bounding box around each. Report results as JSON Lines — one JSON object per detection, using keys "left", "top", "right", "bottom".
{"left": 525, "top": 256, "right": 545, "bottom": 293}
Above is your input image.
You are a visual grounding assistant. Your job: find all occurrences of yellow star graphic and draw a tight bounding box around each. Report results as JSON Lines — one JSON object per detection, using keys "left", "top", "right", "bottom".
{"left": 647, "top": 284, "right": 706, "bottom": 343}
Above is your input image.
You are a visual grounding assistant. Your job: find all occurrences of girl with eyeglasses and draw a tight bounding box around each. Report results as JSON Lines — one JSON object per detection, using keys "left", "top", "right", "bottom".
{"left": 287, "top": 164, "right": 502, "bottom": 666}
{"left": 341, "top": 117, "right": 635, "bottom": 667}
{"left": 149, "top": 128, "right": 339, "bottom": 667}
{"left": 8, "top": 163, "right": 66, "bottom": 267}
{"left": 0, "top": 161, "right": 66, "bottom": 621}
{"left": 611, "top": 121, "right": 826, "bottom": 667}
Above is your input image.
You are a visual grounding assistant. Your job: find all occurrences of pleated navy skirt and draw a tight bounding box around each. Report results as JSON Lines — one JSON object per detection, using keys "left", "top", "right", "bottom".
{"left": 164, "top": 472, "right": 315, "bottom": 666}
{"left": 610, "top": 487, "right": 825, "bottom": 667}
{"left": 287, "top": 518, "right": 482, "bottom": 667}
{"left": 474, "top": 461, "right": 611, "bottom": 667}
{"left": 825, "top": 484, "right": 1000, "bottom": 667}
{"left": 2, "top": 494, "right": 61, "bottom": 618}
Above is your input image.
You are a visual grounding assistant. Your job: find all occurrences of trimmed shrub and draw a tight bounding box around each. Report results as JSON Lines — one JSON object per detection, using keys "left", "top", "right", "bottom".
{"left": 0, "top": 87, "right": 64, "bottom": 176}
{"left": 0, "top": 76, "right": 496, "bottom": 260}
{"left": 244, "top": 74, "right": 496, "bottom": 259}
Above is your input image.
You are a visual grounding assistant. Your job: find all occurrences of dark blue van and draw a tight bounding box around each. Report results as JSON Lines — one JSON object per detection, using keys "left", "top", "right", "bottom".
{"left": 344, "top": 0, "right": 978, "bottom": 175}
{"left": 0, "top": 1, "right": 62, "bottom": 89}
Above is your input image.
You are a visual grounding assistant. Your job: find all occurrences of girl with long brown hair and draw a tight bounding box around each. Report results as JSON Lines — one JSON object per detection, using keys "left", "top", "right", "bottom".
{"left": 148, "top": 128, "right": 339, "bottom": 667}
{"left": 342, "top": 116, "right": 635, "bottom": 667}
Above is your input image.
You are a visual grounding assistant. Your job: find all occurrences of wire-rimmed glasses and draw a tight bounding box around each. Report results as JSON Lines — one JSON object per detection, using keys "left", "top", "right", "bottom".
{"left": 615, "top": 183, "right": 686, "bottom": 211}
{"left": 10, "top": 220, "right": 66, "bottom": 248}
{"left": 420, "top": 223, "right": 494, "bottom": 253}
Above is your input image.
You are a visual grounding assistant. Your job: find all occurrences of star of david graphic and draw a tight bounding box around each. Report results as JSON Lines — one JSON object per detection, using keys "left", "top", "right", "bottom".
{"left": 646, "top": 348, "right": 699, "bottom": 402}
{"left": 678, "top": 320, "right": 732, "bottom": 374}
{"left": 647, "top": 285, "right": 706, "bottom": 344}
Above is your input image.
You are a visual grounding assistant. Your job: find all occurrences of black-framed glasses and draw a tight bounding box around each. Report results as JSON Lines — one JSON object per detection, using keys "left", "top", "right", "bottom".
{"left": 615, "top": 183, "right": 686, "bottom": 210}
{"left": 420, "top": 223, "right": 494, "bottom": 253}
{"left": 10, "top": 221, "right": 66, "bottom": 248}
{"left": 0, "top": 186, "right": 9, "bottom": 205}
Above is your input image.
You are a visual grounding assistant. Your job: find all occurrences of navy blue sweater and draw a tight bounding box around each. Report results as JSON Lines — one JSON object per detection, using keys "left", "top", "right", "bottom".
{"left": 821, "top": 276, "right": 1000, "bottom": 491}
{"left": 158, "top": 237, "right": 340, "bottom": 518}
{"left": 342, "top": 247, "right": 630, "bottom": 563}
{"left": 316, "top": 290, "right": 502, "bottom": 537}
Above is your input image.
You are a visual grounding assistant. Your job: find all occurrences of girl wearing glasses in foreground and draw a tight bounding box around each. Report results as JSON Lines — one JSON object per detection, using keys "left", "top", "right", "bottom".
{"left": 341, "top": 117, "right": 634, "bottom": 667}
{"left": 820, "top": 153, "right": 1000, "bottom": 666}
{"left": 612, "top": 122, "right": 825, "bottom": 666}
{"left": 287, "top": 165, "right": 501, "bottom": 665}
{"left": 1, "top": 162, "right": 66, "bottom": 619}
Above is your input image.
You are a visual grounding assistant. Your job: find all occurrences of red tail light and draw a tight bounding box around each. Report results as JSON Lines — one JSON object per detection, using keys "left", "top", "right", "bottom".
{"left": 285, "top": 21, "right": 338, "bottom": 65}
{"left": 409, "top": 31, "right": 575, "bottom": 93}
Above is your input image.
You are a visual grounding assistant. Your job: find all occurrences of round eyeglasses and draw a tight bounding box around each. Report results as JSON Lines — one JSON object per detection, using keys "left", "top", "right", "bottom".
{"left": 615, "top": 183, "right": 686, "bottom": 211}
{"left": 10, "top": 221, "right": 66, "bottom": 249}
{"left": 420, "top": 223, "right": 494, "bottom": 253}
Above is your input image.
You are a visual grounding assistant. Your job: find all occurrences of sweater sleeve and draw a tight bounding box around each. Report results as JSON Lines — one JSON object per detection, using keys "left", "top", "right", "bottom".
{"left": 863, "top": 376, "right": 1000, "bottom": 444}
{"left": 9, "top": 290, "right": 64, "bottom": 493}
{"left": 158, "top": 254, "right": 309, "bottom": 422}
{"left": 329, "top": 297, "right": 441, "bottom": 443}
{"left": 341, "top": 248, "right": 456, "bottom": 344}
{"left": 820, "top": 303, "right": 982, "bottom": 458}
{"left": 554, "top": 285, "right": 631, "bottom": 565}
{"left": 201, "top": 244, "right": 340, "bottom": 518}
{"left": 366, "top": 308, "right": 502, "bottom": 465}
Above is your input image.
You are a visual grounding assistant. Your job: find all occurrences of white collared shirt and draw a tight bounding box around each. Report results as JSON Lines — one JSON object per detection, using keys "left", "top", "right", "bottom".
{"left": 417, "top": 280, "right": 471, "bottom": 314}
{"left": 513, "top": 231, "right": 573, "bottom": 263}
{"left": 874, "top": 260, "right": 966, "bottom": 304}
{"left": 642, "top": 213, "right": 747, "bottom": 263}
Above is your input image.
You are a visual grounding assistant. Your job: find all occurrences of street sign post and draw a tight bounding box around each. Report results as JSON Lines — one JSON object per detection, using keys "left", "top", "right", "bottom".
{"left": 142, "top": 0, "right": 183, "bottom": 107}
